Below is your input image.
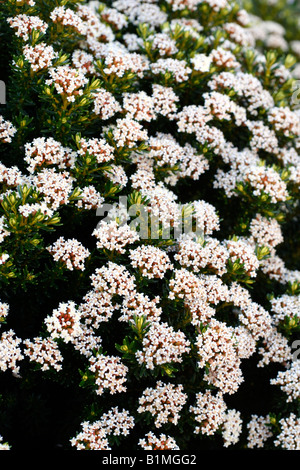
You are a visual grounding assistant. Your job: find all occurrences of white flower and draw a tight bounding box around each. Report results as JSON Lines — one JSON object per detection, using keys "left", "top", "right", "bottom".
{"left": 190, "top": 53, "right": 212, "bottom": 72}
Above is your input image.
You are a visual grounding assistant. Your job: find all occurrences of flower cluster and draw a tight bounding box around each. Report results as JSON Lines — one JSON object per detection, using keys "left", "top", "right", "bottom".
{"left": 189, "top": 390, "right": 227, "bottom": 436}
{"left": 0, "top": 116, "right": 17, "bottom": 144}
{"left": 195, "top": 319, "right": 244, "bottom": 394}
{"left": 7, "top": 14, "right": 48, "bottom": 41}
{"left": 92, "top": 220, "right": 140, "bottom": 254}
{"left": 88, "top": 353, "right": 128, "bottom": 396}
{"left": 137, "top": 381, "right": 188, "bottom": 428}
{"left": 70, "top": 421, "right": 111, "bottom": 450}
{"left": 44, "top": 301, "right": 82, "bottom": 343}
{"left": 23, "top": 43, "right": 58, "bottom": 72}
{"left": 129, "top": 245, "right": 173, "bottom": 279}
{"left": 45, "top": 65, "right": 88, "bottom": 103}
{"left": 24, "top": 137, "right": 76, "bottom": 173}
{"left": 70, "top": 406, "right": 135, "bottom": 449}
{"left": 138, "top": 431, "right": 179, "bottom": 450}
{"left": 247, "top": 415, "right": 273, "bottom": 448}
{"left": 50, "top": 6, "right": 86, "bottom": 36}
{"left": 46, "top": 236, "right": 90, "bottom": 271}
{"left": 23, "top": 337, "right": 63, "bottom": 372}
{"left": 135, "top": 321, "right": 191, "bottom": 370}
{"left": 273, "top": 414, "right": 300, "bottom": 450}
{"left": 270, "top": 360, "right": 300, "bottom": 403}
{"left": 0, "top": 330, "right": 24, "bottom": 375}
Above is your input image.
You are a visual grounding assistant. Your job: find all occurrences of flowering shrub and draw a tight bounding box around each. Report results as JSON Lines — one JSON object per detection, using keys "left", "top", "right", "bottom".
{"left": 0, "top": 0, "right": 299, "bottom": 451}
{"left": 242, "top": 0, "right": 300, "bottom": 82}
{"left": 243, "top": 0, "right": 300, "bottom": 53}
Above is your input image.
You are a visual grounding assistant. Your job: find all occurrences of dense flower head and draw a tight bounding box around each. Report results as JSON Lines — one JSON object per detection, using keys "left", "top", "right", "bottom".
{"left": 247, "top": 415, "right": 273, "bottom": 448}
{"left": 174, "top": 236, "right": 229, "bottom": 275}
{"left": 46, "top": 236, "right": 90, "bottom": 271}
{"left": 45, "top": 65, "right": 88, "bottom": 102}
{"left": 138, "top": 432, "right": 180, "bottom": 450}
{"left": 90, "top": 261, "right": 136, "bottom": 297}
{"left": 92, "top": 88, "right": 122, "bottom": 119}
{"left": 24, "top": 137, "right": 76, "bottom": 173}
{"left": 7, "top": 14, "right": 48, "bottom": 41}
{"left": 96, "top": 407, "right": 135, "bottom": 437}
{"left": 32, "top": 168, "right": 74, "bottom": 209}
{"left": 50, "top": 6, "right": 87, "bottom": 35}
{"left": 44, "top": 301, "right": 83, "bottom": 343}
{"left": 23, "top": 336, "right": 63, "bottom": 371}
{"left": 270, "top": 360, "right": 300, "bottom": 403}
{"left": 75, "top": 185, "right": 104, "bottom": 210}
{"left": 189, "top": 390, "right": 227, "bottom": 435}
{"left": 273, "top": 414, "right": 300, "bottom": 450}
{"left": 129, "top": 244, "right": 173, "bottom": 279}
{"left": 222, "top": 409, "right": 243, "bottom": 447}
{"left": 69, "top": 323, "right": 103, "bottom": 357}
{"left": 135, "top": 321, "right": 191, "bottom": 370}
{"left": 92, "top": 220, "right": 140, "bottom": 254}
{"left": 77, "top": 136, "right": 115, "bottom": 164}
{"left": 78, "top": 289, "right": 117, "bottom": 327}
{"left": 195, "top": 318, "right": 244, "bottom": 394}
{"left": 88, "top": 353, "right": 128, "bottom": 396}
{"left": 23, "top": 43, "right": 58, "bottom": 72}
{"left": 0, "top": 116, "right": 17, "bottom": 144}
{"left": 70, "top": 406, "right": 135, "bottom": 450}
{"left": 249, "top": 213, "right": 283, "bottom": 249}
{"left": 137, "top": 381, "right": 188, "bottom": 428}
{"left": 0, "top": 330, "right": 24, "bottom": 375}
{"left": 119, "top": 292, "right": 162, "bottom": 323}
{"left": 269, "top": 293, "right": 300, "bottom": 326}
{"left": 70, "top": 420, "right": 111, "bottom": 450}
